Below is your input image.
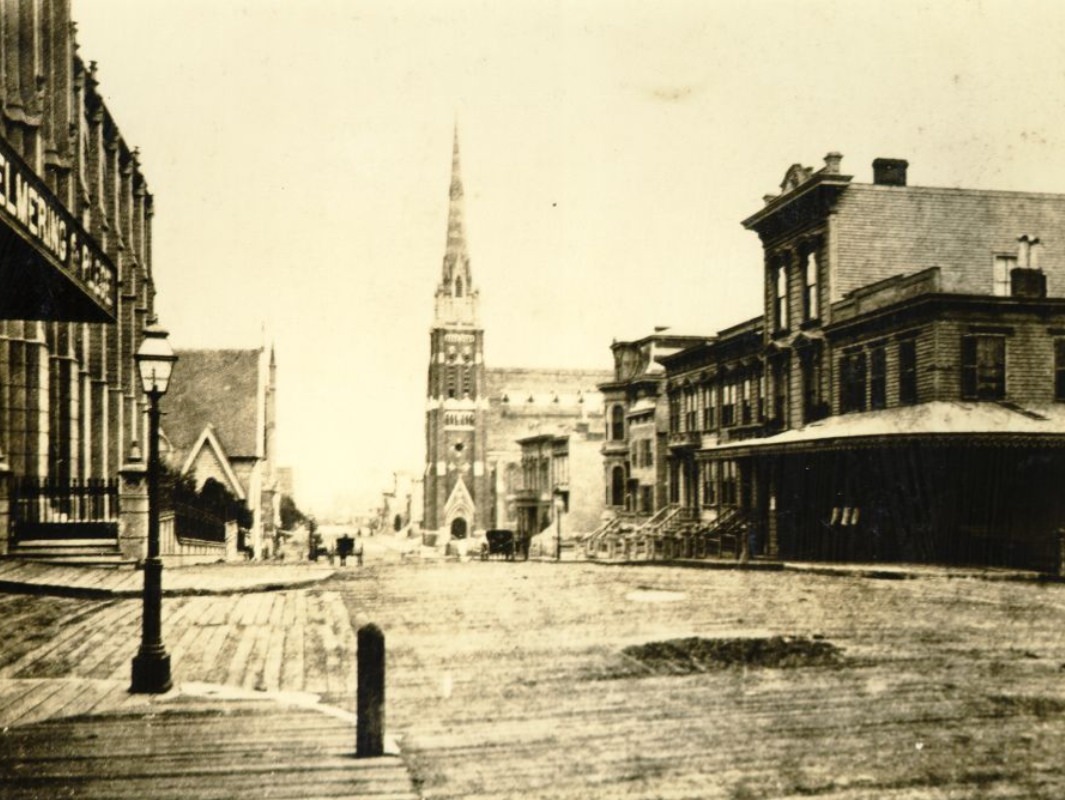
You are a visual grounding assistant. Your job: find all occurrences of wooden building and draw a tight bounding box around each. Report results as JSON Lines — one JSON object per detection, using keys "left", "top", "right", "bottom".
{"left": 601, "top": 154, "right": 1065, "bottom": 572}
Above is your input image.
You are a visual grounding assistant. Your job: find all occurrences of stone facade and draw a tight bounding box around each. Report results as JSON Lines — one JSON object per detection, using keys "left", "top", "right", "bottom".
{"left": 0, "top": 3, "right": 158, "bottom": 557}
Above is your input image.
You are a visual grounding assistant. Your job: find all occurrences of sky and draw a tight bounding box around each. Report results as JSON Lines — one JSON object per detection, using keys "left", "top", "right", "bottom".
{"left": 72, "top": 0, "right": 1065, "bottom": 517}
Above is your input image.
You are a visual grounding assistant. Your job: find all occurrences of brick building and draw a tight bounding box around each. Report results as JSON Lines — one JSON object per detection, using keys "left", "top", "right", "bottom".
{"left": 423, "top": 130, "right": 609, "bottom": 543}
{"left": 0, "top": 4, "right": 161, "bottom": 559}
{"left": 599, "top": 154, "right": 1065, "bottom": 571}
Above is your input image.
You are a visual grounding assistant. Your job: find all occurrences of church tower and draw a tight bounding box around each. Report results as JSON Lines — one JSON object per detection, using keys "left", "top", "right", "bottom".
{"left": 424, "top": 128, "right": 490, "bottom": 540}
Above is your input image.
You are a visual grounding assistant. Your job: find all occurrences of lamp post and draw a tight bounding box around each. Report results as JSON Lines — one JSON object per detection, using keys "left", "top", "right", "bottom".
{"left": 553, "top": 488, "right": 567, "bottom": 563}
{"left": 130, "top": 322, "right": 178, "bottom": 694}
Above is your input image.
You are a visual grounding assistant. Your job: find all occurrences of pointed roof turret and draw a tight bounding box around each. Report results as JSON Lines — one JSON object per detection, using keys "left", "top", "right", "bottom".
{"left": 434, "top": 124, "right": 479, "bottom": 327}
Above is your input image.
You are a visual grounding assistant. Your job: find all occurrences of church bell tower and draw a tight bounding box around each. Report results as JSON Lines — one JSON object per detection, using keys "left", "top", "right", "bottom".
{"left": 424, "top": 128, "right": 489, "bottom": 540}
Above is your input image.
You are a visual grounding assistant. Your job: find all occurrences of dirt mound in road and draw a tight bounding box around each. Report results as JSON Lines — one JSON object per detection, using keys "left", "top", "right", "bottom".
{"left": 617, "top": 636, "right": 843, "bottom": 676}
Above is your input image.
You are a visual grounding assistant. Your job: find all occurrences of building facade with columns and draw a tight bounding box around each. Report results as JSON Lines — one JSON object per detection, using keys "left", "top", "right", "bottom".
{"left": 0, "top": 3, "right": 161, "bottom": 560}
{"left": 423, "top": 131, "right": 610, "bottom": 542}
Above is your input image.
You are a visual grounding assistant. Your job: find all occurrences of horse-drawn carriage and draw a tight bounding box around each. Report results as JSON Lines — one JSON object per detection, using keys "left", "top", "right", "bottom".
{"left": 481, "top": 529, "right": 517, "bottom": 561}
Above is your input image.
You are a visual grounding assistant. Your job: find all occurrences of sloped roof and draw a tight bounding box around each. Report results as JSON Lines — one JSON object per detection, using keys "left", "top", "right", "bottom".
{"left": 165, "top": 349, "right": 262, "bottom": 460}
{"left": 706, "top": 401, "right": 1065, "bottom": 457}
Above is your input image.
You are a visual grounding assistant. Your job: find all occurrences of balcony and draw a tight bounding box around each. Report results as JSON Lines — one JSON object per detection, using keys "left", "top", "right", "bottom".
{"left": 601, "top": 439, "right": 630, "bottom": 456}
{"left": 668, "top": 430, "right": 701, "bottom": 449}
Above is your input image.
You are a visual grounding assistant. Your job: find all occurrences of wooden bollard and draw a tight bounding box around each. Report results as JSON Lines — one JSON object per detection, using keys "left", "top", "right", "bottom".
{"left": 356, "top": 623, "right": 385, "bottom": 757}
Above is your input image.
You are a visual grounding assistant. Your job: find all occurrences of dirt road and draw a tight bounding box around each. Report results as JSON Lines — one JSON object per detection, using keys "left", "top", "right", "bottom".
{"left": 2, "top": 549, "right": 1064, "bottom": 798}
{"left": 337, "top": 556, "right": 1065, "bottom": 799}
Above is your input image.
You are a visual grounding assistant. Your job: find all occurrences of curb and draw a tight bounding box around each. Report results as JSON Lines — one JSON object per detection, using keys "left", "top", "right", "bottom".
{"left": 0, "top": 576, "right": 335, "bottom": 600}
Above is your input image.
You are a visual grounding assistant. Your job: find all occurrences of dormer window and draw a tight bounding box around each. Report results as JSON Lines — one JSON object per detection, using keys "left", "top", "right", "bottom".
{"left": 992, "top": 254, "right": 1015, "bottom": 297}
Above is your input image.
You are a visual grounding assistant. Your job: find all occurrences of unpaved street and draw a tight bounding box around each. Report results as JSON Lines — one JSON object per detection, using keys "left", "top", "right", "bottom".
{"left": 2, "top": 551, "right": 1065, "bottom": 799}
{"left": 340, "top": 555, "right": 1065, "bottom": 799}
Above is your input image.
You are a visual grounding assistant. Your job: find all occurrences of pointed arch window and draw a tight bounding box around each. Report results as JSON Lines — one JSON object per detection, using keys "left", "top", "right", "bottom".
{"left": 455, "top": 277, "right": 464, "bottom": 297}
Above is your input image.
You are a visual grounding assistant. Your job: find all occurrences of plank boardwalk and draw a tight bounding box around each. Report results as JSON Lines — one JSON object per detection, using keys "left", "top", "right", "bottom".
{"left": 0, "top": 695, "right": 417, "bottom": 800}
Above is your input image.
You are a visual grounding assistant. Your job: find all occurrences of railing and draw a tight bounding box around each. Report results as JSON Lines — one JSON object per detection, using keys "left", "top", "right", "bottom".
{"left": 11, "top": 477, "right": 119, "bottom": 541}
{"left": 160, "top": 511, "right": 229, "bottom": 557}
{"left": 173, "top": 500, "right": 227, "bottom": 543}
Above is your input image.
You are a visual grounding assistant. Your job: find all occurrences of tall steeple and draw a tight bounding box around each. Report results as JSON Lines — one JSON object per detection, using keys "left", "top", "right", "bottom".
{"left": 434, "top": 124, "right": 479, "bottom": 327}
{"left": 425, "top": 125, "right": 489, "bottom": 538}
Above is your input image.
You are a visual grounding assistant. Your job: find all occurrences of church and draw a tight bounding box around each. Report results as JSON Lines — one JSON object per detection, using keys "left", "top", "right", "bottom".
{"left": 423, "top": 131, "right": 611, "bottom": 543}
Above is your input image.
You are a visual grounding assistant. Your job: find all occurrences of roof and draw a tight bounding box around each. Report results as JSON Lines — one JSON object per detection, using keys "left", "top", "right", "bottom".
{"left": 165, "top": 349, "right": 263, "bottom": 460}
{"left": 704, "top": 401, "right": 1065, "bottom": 457}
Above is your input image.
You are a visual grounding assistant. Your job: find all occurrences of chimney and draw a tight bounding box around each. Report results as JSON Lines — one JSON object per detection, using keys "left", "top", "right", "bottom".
{"left": 823, "top": 152, "right": 843, "bottom": 174}
{"left": 1017, "top": 234, "right": 1031, "bottom": 267}
{"left": 872, "top": 158, "right": 908, "bottom": 186}
{"left": 1011, "top": 234, "right": 1047, "bottom": 298}
{"left": 1029, "top": 236, "right": 1042, "bottom": 269}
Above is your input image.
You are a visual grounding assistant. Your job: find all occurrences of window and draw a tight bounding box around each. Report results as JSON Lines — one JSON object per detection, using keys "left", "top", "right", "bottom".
{"left": 721, "top": 461, "right": 738, "bottom": 507}
{"left": 961, "top": 336, "right": 1005, "bottom": 400}
{"left": 740, "top": 378, "right": 752, "bottom": 424}
{"left": 1057, "top": 340, "right": 1065, "bottom": 401}
{"left": 774, "top": 263, "right": 789, "bottom": 332}
{"left": 610, "top": 465, "right": 626, "bottom": 506}
{"left": 801, "top": 348, "right": 822, "bottom": 423}
{"left": 993, "top": 255, "right": 1016, "bottom": 297}
{"left": 702, "top": 384, "right": 715, "bottom": 430}
{"left": 898, "top": 339, "right": 917, "bottom": 405}
{"left": 684, "top": 387, "right": 697, "bottom": 432}
{"left": 701, "top": 462, "right": 717, "bottom": 507}
{"left": 610, "top": 405, "right": 625, "bottom": 440}
{"left": 772, "top": 359, "right": 788, "bottom": 425}
{"left": 869, "top": 345, "right": 887, "bottom": 410}
{"left": 721, "top": 382, "right": 736, "bottom": 427}
{"left": 668, "top": 395, "right": 680, "bottom": 435}
{"left": 804, "top": 251, "right": 819, "bottom": 321}
{"left": 840, "top": 351, "right": 867, "bottom": 413}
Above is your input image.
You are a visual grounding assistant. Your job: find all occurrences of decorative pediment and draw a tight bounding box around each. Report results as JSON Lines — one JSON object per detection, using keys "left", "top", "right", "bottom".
{"left": 780, "top": 163, "right": 813, "bottom": 194}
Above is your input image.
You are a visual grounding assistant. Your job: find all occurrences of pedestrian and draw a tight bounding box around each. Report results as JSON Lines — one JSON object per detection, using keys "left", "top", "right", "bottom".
{"left": 355, "top": 532, "right": 364, "bottom": 567}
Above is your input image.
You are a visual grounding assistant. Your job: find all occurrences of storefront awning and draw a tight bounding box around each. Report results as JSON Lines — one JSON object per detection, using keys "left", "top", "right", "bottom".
{"left": 0, "top": 136, "right": 116, "bottom": 323}
{"left": 700, "top": 401, "right": 1065, "bottom": 458}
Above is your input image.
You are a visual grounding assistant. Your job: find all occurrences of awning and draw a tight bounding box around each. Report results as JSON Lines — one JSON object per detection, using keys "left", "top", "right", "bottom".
{"left": 0, "top": 136, "right": 116, "bottom": 323}
{"left": 700, "top": 401, "right": 1065, "bottom": 458}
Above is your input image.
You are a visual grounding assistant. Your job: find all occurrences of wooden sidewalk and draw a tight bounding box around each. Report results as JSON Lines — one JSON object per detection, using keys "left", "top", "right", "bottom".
{"left": 0, "top": 688, "right": 417, "bottom": 800}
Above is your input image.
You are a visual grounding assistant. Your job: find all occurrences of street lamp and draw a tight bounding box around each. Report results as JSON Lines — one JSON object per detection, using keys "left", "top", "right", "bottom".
{"left": 130, "top": 322, "right": 178, "bottom": 694}
{"left": 553, "top": 488, "right": 568, "bottom": 563}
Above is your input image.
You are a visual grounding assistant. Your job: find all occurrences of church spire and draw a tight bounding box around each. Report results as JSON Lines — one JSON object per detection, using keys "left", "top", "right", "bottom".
{"left": 434, "top": 124, "right": 479, "bottom": 327}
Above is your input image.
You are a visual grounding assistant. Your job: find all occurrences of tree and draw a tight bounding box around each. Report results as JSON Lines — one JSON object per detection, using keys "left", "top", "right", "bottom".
{"left": 279, "top": 494, "right": 305, "bottom": 531}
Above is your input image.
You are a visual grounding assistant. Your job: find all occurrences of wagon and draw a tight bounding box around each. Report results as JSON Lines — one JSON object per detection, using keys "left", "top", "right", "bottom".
{"left": 481, "top": 529, "right": 516, "bottom": 561}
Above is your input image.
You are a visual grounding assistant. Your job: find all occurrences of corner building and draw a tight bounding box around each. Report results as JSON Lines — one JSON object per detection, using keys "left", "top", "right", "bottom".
{"left": 0, "top": 4, "right": 159, "bottom": 557}
{"left": 600, "top": 154, "right": 1065, "bottom": 572}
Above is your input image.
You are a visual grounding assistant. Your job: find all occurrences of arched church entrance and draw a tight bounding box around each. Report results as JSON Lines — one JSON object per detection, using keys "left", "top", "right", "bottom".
{"left": 450, "top": 517, "right": 468, "bottom": 539}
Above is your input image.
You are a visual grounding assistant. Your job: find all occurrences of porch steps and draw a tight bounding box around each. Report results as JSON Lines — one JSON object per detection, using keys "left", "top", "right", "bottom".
{"left": 6, "top": 539, "right": 135, "bottom": 568}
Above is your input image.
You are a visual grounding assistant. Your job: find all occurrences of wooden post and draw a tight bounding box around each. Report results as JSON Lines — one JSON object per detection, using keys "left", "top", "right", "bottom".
{"left": 356, "top": 623, "right": 385, "bottom": 757}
